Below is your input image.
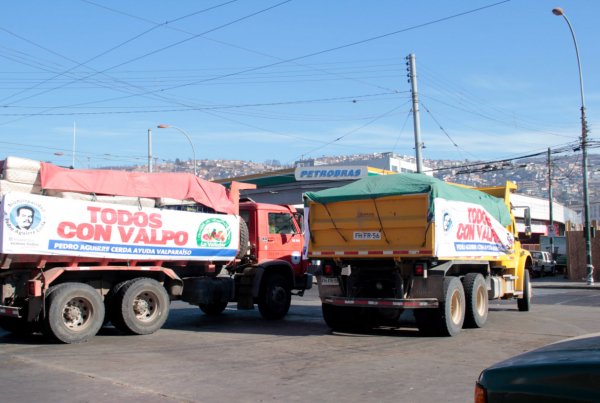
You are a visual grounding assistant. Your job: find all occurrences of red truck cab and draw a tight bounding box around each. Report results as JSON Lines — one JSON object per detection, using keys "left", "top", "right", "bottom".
{"left": 239, "top": 201, "right": 308, "bottom": 286}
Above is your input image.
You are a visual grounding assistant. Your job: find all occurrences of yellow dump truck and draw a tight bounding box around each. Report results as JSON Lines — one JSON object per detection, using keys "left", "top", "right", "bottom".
{"left": 304, "top": 173, "right": 532, "bottom": 336}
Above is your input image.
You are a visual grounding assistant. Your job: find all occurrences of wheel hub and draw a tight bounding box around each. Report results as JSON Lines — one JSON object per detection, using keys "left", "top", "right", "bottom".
{"left": 133, "top": 292, "right": 157, "bottom": 321}
{"left": 450, "top": 290, "right": 463, "bottom": 324}
{"left": 62, "top": 298, "right": 90, "bottom": 329}
{"left": 271, "top": 287, "right": 286, "bottom": 304}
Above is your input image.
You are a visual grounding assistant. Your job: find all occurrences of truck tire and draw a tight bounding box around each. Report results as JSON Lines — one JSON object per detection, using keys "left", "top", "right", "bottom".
{"left": 421, "top": 277, "right": 465, "bottom": 337}
{"left": 322, "top": 304, "right": 366, "bottom": 332}
{"left": 517, "top": 270, "right": 531, "bottom": 312}
{"left": 199, "top": 301, "right": 228, "bottom": 316}
{"left": 462, "top": 273, "right": 488, "bottom": 328}
{"left": 112, "top": 278, "right": 170, "bottom": 335}
{"left": 44, "top": 282, "right": 104, "bottom": 344}
{"left": 236, "top": 217, "right": 249, "bottom": 259}
{"left": 258, "top": 273, "right": 291, "bottom": 320}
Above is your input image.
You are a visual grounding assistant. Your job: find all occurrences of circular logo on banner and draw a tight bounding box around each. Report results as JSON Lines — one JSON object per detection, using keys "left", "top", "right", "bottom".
{"left": 196, "top": 218, "right": 232, "bottom": 247}
{"left": 8, "top": 202, "right": 45, "bottom": 234}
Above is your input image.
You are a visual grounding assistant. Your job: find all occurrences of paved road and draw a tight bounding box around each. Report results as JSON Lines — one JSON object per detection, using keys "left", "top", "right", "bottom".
{"left": 1, "top": 288, "right": 599, "bottom": 403}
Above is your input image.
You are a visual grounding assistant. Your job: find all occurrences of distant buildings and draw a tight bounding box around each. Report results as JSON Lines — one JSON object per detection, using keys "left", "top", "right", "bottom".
{"left": 128, "top": 150, "right": 599, "bottom": 223}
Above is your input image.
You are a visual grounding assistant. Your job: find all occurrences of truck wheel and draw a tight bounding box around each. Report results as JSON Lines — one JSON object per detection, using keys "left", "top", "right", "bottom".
{"left": 112, "top": 278, "right": 170, "bottom": 335}
{"left": 427, "top": 277, "right": 465, "bottom": 337}
{"left": 44, "top": 282, "right": 104, "bottom": 344}
{"left": 199, "top": 301, "right": 228, "bottom": 316}
{"left": 258, "top": 273, "right": 291, "bottom": 320}
{"left": 517, "top": 270, "right": 531, "bottom": 312}
{"left": 462, "top": 273, "right": 488, "bottom": 328}
{"left": 236, "top": 217, "right": 249, "bottom": 259}
{"left": 322, "top": 304, "right": 365, "bottom": 332}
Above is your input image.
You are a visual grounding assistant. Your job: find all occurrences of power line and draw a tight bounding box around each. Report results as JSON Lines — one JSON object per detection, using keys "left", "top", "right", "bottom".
{"left": 0, "top": 0, "right": 245, "bottom": 106}
{"left": 298, "top": 101, "right": 411, "bottom": 159}
{"left": 9, "top": 1, "right": 511, "bottom": 118}
{"left": 0, "top": 91, "right": 404, "bottom": 116}
{"left": 430, "top": 141, "right": 583, "bottom": 174}
{"left": 420, "top": 102, "right": 480, "bottom": 161}
{"left": 0, "top": 0, "right": 294, "bottom": 126}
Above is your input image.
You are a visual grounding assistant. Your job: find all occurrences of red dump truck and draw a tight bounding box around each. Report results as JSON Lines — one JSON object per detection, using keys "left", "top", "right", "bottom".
{"left": 0, "top": 157, "right": 311, "bottom": 343}
{"left": 305, "top": 173, "right": 532, "bottom": 336}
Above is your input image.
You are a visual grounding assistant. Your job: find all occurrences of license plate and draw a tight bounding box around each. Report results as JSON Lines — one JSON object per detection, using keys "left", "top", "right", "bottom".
{"left": 321, "top": 277, "right": 339, "bottom": 286}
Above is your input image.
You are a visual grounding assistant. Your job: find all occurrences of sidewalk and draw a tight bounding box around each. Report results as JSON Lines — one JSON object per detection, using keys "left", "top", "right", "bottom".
{"left": 531, "top": 275, "right": 600, "bottom": 290}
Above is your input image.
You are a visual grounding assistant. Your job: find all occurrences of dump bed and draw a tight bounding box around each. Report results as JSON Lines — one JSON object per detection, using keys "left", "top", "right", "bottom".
{"left": 305, "top": 173, "right": 515, "bottom": 260}
{"left": 0, "top": 158, "right": 243, "bottom": 266}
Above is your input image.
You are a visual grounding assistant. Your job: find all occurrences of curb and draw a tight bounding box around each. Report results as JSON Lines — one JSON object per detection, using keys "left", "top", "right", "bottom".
{"left": 531, "top": 282, "right": 600, "bottom": 290}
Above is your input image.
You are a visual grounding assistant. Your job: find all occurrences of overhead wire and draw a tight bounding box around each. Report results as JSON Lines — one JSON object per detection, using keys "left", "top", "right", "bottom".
{"left": 391, "top": 108, "right": 412, "bottom": 154}
{"left": 298, "top": 100, "right": 412, "bottom": 159}
{"left": 431, "top": 140, "right": 586, "bottom": 174}
{"left": 0, "top": 0, "right": 245, "bottom": 106}
{"left": 418, "top": 65, "right": 577, "bottom": 138}
{"left": 420, "top": 102, "right": 481, "bottom": 161}
{"left": 0, "top": 0, "right": 294, "bottom": 127}
{"left": 0, "top": 91, "right": 403, "bottom": 116}
{"left": 11, "top": 0, "right": 512, "bottom": 117}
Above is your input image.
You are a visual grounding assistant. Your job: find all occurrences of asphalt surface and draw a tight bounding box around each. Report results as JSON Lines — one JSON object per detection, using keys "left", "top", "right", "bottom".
{"left": 1, "top": 283, "right": 599, "bottom": 403}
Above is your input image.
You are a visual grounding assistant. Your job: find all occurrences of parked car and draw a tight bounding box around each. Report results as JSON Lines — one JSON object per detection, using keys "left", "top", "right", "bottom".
{"left": 555, "top": 254, "right": 568, "bottom": 275}
{"left": 530, "top": 251, "right": 555, "bottom": 277}
{"left": 475, "top": 333, "right": 600, "bottom": 402}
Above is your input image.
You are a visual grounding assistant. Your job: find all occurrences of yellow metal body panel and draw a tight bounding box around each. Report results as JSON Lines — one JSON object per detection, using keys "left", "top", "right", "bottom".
{"left": 307, "top": 181, "right": 531, "bottom": 293}
{"left": 308, "top": 193, "right": 434, "bottom": 256}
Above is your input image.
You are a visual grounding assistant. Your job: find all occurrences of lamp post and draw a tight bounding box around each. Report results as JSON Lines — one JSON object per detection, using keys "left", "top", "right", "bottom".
{"left": 552, "top": 7, "right": 594, "bottom": 285}
{"left": 156, "top": 124, "right": 197, "bottom": 176}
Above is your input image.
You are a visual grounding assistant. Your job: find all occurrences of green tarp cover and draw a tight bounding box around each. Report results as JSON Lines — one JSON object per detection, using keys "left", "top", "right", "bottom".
{"left": 304, "top": 173, "right": 512, "bottom": 226}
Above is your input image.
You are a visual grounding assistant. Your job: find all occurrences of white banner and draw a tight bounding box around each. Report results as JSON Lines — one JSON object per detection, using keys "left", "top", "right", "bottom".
{"left": 433, "top": 198, "right": 514, "bottom": 258}
{"left": 1, "top": 193, "right": 239, "bottom": 262}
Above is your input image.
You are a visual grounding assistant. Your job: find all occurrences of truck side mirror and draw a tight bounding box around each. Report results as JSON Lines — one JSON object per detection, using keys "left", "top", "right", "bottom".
{"left": 293, "top": 212, "right": 304, "bottom": 233}
{"left": 523, "top": 207, "right": 532, "bottom": 238}
{"left": 513, "top": 205, "right": 532, "bottom": 239}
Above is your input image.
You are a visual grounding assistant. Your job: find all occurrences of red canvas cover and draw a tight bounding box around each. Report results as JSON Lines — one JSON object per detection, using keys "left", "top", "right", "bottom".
{"left": 39, "top": 163, "right": 235, "bottom": 214}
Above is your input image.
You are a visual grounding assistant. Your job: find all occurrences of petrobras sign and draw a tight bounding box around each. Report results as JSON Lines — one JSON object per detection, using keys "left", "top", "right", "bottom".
{"left": 294, "top": 165, "right": 368, "bottom": 181}
{"left": 0, "top": 192, "right": 239, "bottom": 262}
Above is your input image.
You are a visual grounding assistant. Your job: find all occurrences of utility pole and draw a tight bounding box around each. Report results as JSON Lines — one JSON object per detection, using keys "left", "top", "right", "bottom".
{"left": 553, "top": 7, "right": 594, "bottom": 285}
{"left": 148, "top": 128, "right": 153, "bottom": 173}
{"left": 406, "top": 53, "right": 424, "bottom": 173}
{"left": 548, "top": 148, "right": 555, "bottom": 258}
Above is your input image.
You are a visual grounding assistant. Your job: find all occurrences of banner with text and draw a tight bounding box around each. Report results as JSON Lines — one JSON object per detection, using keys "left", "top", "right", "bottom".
{"left": 433, "top": 198, "right": 514, "bottom": 258}
{"left": 1, "top": 193, "right": 239, "bottom": 262}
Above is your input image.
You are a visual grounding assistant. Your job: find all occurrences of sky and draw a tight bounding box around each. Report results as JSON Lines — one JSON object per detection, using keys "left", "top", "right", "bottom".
{"left": 0, "top": 0, "right": 599, "bottom": 169}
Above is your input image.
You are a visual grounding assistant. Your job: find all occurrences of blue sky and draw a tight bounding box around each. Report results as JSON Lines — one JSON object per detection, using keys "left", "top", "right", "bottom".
{"left": 0, "top": 0, "right": 598, "bottom": 168}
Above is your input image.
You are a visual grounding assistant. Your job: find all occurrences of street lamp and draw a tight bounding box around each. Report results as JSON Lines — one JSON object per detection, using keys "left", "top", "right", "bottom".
{"left": 552, "top": 7, "right": 594, "bottom": 285}
{"left": 156, "top": 124, "right": 197, "bottom": 176}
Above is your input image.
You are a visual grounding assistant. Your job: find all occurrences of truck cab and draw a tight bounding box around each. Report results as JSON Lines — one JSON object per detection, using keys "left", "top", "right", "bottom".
{"left": 239, "top": 201, "right": 307, "bottom": 286}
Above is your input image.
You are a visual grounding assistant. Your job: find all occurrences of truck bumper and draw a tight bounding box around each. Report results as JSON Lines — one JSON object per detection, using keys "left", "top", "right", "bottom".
{"left": 323, "top": 296, "right": 439, "bottom": 309}
{"left": 0, "top": 305, "right": 21, "bottom": 318}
